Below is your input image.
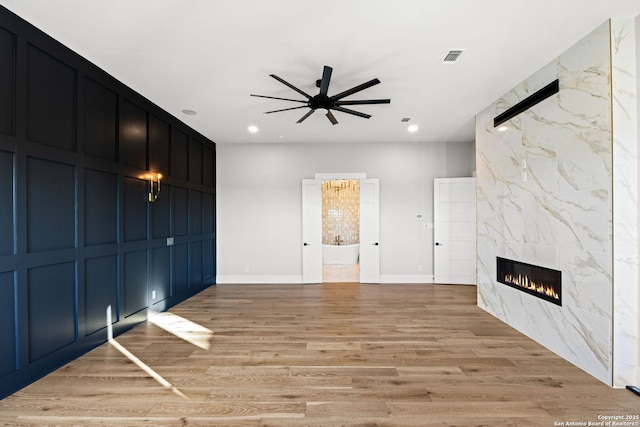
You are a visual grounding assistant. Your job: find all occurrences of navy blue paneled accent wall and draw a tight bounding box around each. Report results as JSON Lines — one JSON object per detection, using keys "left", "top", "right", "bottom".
{"left": 0, "top": 7, "right": 216, "bottom": 399}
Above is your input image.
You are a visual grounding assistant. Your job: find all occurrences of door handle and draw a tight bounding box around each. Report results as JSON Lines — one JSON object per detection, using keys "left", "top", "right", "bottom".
{"left": 435, "top": 242, "right": 442, "bottom": 246}
{"left": 303, "top": 243, "right": 310, "bottom": 246}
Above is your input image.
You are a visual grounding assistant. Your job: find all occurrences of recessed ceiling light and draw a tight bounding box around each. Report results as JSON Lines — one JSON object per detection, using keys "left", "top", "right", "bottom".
{"left": 181, "top": 109, "right": 197, "bottom": 115}
{"left": 248, "top": 125, "right": 259, "bottom": 133}
{"left": 408, "top": 124, "right": 419, "bottom": 133}
{"left": 497, "top": 125, "right": 509, "bottom": 132}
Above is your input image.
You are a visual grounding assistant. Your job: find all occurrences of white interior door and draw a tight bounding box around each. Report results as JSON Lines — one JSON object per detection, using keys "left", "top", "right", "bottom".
{"left": 433, "top": 177, "right": 476, "bottom": 285}
{"left": 360, "top": 178, "right": 380, "bottom": 283}
{"left": 302, "top": 179, "right": 322, "bottom": 283}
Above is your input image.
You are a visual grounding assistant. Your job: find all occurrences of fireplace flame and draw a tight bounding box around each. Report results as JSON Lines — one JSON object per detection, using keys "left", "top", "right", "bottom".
{"left": 504, "top": 273, "right": 560, "bottom": 300}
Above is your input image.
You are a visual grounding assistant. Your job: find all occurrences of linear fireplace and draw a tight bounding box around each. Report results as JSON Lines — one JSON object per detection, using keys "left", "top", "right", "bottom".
{"left": 496, "top": 257, "right": 562, "bottom": 306}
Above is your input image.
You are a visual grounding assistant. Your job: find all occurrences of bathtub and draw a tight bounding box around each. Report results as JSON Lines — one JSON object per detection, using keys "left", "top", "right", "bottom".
{"left": 322, "top": 243, "right": 360, "bottom": 265}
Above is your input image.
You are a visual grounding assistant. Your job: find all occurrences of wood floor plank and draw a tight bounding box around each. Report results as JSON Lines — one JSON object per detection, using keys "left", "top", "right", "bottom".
{"left": 1, "top": 283, "right": 638, "bottom": 426}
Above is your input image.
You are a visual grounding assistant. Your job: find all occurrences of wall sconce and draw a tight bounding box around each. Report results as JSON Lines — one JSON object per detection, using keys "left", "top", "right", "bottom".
{"left": 147, "top": 172, "right": 162, "bottom": 202}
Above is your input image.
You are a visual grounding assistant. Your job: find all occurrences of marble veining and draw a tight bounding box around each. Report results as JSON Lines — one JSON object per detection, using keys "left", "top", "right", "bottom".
{"left": 478, "top": 18, "right": 640, "bottom": 386}
{"left": 476, "top": 21, "right": 619, "bottom": 385}
{"left": 559, "top": 250, "right": 612, "bottom": 318}
{"left": 524, "top": 299, "right": 611, "bottom": 384}
{"left": 610, "top": 18, "right": 639, "bottom": 387}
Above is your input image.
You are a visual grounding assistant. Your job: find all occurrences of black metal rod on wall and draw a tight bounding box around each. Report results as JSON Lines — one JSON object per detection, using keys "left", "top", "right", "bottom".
{"left": 493, "top": 79, "right": 559, "bottom": 128}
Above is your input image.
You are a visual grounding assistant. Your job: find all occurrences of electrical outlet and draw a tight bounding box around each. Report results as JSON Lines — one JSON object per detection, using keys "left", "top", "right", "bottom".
{"left": 418, "top": 265, "right": 423, "bottom": 272}
{"left": 244, "top": 266, "right": 250, "bottom": 273}
{"left": 166, "top": 237, "right": 174, "bottom": 246}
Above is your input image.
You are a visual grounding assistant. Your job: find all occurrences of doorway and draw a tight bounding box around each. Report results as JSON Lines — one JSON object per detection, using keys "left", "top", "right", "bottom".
{"left": 302, "top": 175, "right": 379, "bottom": 284}
{"left": 322, "top": 179, "right": 360, "bottom": 283}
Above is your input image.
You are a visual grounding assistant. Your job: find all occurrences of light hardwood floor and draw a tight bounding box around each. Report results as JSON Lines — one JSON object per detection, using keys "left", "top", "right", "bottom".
{"left": 322, "top": 264, "right": 359, "bottom": 282}
{"left": 1, "top": 283, "right": 638, "bottom": 426}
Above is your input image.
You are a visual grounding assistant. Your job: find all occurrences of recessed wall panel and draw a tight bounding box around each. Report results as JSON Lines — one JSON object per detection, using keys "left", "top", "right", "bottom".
{"left": 189, "top": 139, "right": 203, "bottom": 184}
{"left": 84, "top": 169, "right": 117, "bottom": 246}
{"left": 84, "top": 78, "right": 117, "bottom": 162}
{"left": 204, "top": 239, "right": 214, "bottom": 281}
{"left": 203, "top": 145, "right": 214, "bottom": 187}
{"left": 84, "top": 255, "right": 117, "bottom": 335}
{"left": 120, "top": 99, "right": 147, "bottom": 170}
{"left": 171, "top": 128, "right": 188, "bottom": 181}
{"left": 0, "top": 27, "right": 15, "bottom": 136}
{"left": 151, "top": 246, "right": 170, "bottom": 303}
{"left": 190, "top": 190, "right": 202, "bottom": 235}
{"left": 123, "top": 250, "right": 147, "bottom": 317}
{"left": 149, "top": 116, "right": 170, "bottom": 176}
{"left": 190, "top": 241, "right": 202, "bottom": 286}
{"left": 151, "top": 183, "right": 170, "bottom": 239}
{"left": 26, "top": 45, "right": 76, "bottom": 151}
{"left": 123, "top": 176, "right": 147, "bottom": 242}
{"left": 27, "top": 158, "right": 75, "bottom": 253}
{"left": 204, "top": 192, "right": 215, "bottom": 234}
{"left": 28, "top": 262, "right": 76, "bottom": 362}
{"left": 0, "top": 271, "right": 16, "bottom": 377}
{"left": 173, "top": 186, "right": 188, "bottom": 237}
{"left": 173, "top": 243, "right": 188, "bottom": 295}
{"left": 0, "top": 151, "right": 14, "bottom": 255}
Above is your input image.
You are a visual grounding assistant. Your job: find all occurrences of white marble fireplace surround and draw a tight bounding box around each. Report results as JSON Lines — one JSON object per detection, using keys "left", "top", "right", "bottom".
{"left": 476, "top": 19, "right": 639, "bottom": 386}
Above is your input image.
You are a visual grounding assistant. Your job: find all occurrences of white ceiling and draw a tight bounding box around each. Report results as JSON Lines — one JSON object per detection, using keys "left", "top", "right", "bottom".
{"left": 1, "top": 1, "right": 639, "bottom": 145}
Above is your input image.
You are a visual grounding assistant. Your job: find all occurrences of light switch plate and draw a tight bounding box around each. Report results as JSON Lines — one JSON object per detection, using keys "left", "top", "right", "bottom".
{"left": 167, "top": 237, "right": 174, "bottom": 246}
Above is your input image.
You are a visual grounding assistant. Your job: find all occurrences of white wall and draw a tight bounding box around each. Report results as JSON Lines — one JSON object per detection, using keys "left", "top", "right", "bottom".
{"left": 216, "top": 141, "right": 474, "bottom": 283}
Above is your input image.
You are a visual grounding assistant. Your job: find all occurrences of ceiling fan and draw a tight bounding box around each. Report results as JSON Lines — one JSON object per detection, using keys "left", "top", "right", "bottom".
{"left": 251, "top": 65, "right": 390, "bottom": 125}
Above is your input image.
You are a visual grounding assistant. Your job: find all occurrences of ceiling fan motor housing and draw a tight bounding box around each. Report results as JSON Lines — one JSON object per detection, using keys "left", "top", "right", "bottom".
{"left": 310, "top": 94, "right": 332, "bottom": 110}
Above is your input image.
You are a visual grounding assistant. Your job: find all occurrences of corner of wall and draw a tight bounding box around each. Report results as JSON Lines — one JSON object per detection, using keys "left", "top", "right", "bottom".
{"left": 611, "top": 17, "right": 640, "bottom": 388}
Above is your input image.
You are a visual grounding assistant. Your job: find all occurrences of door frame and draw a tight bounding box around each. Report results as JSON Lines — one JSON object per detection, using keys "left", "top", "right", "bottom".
{"left": 301, "top": 179, "right": 323, "bottom": 283}
{"left": 303, "top": 173, "right": 379, "bottom": 284}
{"left": 433, "top": 177, "right": 477, "bottom": 285}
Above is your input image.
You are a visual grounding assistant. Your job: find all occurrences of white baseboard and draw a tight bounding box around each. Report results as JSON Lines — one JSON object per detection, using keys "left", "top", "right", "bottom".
{"left": 379, "top": 274, "right": 434, "bottom": 284}
{"left": 217, "top": 274, "right": 438, "bottom": 285}
{"left": 216, "top": 275, "right": 302, "bottom": 284}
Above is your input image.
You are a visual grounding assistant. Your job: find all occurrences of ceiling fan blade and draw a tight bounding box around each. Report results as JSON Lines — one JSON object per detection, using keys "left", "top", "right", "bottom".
{"left": 335, "top": 99, "right": 391, "bottom": 105}
{"left": 265, "top": 105, "right": 310, "bottom": 114}
{"left": 330, "top": 78, "right": 381, "bottom": 101}
{"left": 331, "top": 106, "right": 372, "bottom": 119}
{"left": 269, "top": 74, "right": 313, "bottom": 100}
{"left": 296, "top": 109, "right": 315, "bottom": 123}
{"left": 326, "top": 110, "right": 338, "bottom": 125}
{"left": 319, "top": 66, "right": 333, "bottom": 97}
{"left": 250, "top": 94, "right": 307, "bottom": 103}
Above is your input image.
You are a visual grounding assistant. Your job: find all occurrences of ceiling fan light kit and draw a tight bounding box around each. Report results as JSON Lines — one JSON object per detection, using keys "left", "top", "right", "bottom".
{"left": 251, "top": 65, "right": 390, "bottom": 125}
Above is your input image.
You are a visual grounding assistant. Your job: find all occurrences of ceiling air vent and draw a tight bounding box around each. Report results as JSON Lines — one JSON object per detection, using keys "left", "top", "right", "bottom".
{"left": 401, "top": 118, "right": 411, "bottom": 122}
{"left": 443, "top": 49, "right": 464, "bottom": 64}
